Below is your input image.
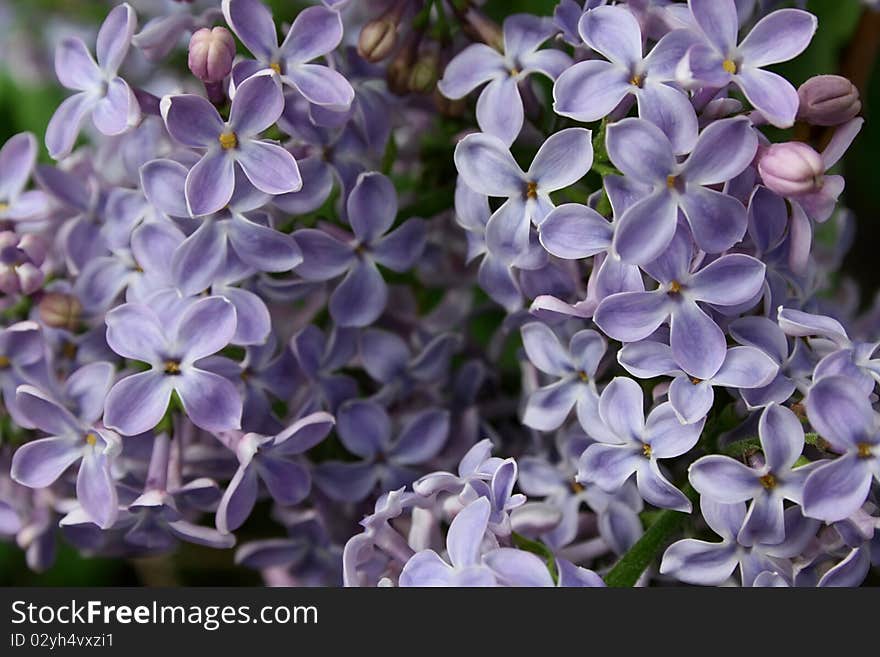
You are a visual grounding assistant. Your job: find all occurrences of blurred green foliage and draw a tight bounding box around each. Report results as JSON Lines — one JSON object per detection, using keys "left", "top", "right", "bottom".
{"left": 0, "top": 0, "right": 877, "bottom": 585}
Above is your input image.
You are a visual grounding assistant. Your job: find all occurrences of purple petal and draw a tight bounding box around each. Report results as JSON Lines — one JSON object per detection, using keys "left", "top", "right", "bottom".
{"left": 177, "top": 296, "right": 237, "bottom": 362}
{"left": 160, "top": 94, "right": 223, "bottom": 148}
{"left": 669, "top": 300, "right": 726, "bottom": 380}
{"left": 77, "top": 450, "right": 118, "bottom": 529}
{"left": 454, "top": 132, "right": 524, "bottom": 197}
{"left": 669, "top": 375, "right": 714, "bottom": 424}
{"left": 176, "top": 369, "right": 242, "bottom": 432}
{"left": 11, "top": 436, "right": 81, "bottom": 488}
{"left": 172, "top": 220, "right": 228, "bottom": 295}
{"left": 689, "top": 455, "right": 759, "bottom": 503}
{"left": 347, "top": 172, "right": 397, "bottom": 243}
{"left": 599, "top": 377, "right": 645, "bottom": 444}
{"left": 329, "top": 258, "right": 387, "bottom": 328}
{"left": 229, "top": 71, "right": 284, "bottom": 136}
{"left": 528, "top": 128, "right": 593, "bottom": 192}
{"left": 292, "top": 229, "right": 353, "bottom": 280}
{"left": 140, "top": 159, "right": 189, "bottom": 217}
{"left": 738, "top": 9, "right": 816, "bottom": 68}
{"left": 523, "top": 380, "right": 580, "bottom": 431}
{"left": 579, "top": 5, "right": 643, "bottom": 68}
{"left": 313, "top": 461, "right": 379, "bottom": 502}
{"left": 96, "top": 3, "right": 136, "bottom": 74}
{"left": 485, "top": 197, "right": 530, "bottom": 263}
{"left": 337, "top": 400, "right": 390, "bottom": 459}
{"left": 805, "top": 376, "right": 874, "bottom": 453}
{"left": 690, "top": 0, "right": 739, "bottom": 54}
{"left": 613, "top": 189, "right": 678, "bottom": 265}
{"left": 391, "top": 410, "right": 450, "bottom": 465}
{"left": 738, "top": 494, "right": 785, "bottom": 546}
{"left": 802, "top": 454, "right": 872, "bottom": 522}
{"left": 736, "top": 67, "right": 799, "bottom": 129}
{"left": 372, "top": 218, "right": 427, "bottom": 272}
{"left": 236, "top": 140, "right": 302, "bottom": 195}
{"left": 636, "top": 460, "right": 692, "bottom": 512}
{"left": 55, "top": 37, "right": 101, "bottom": 91}
{"left": 216, "top": 464, "right": 258, "bottom": 533}
{"left": 186, "top": 150, "right": 236, "bottom": 216}
{"left": 689, "top": 254, "right": 765, "bottom": 306}
{"left": 105, "top": 302, "right": 166, "bottom": 362}
{"left": 476, "top": 75, "right": 524, "bottom": 147}
{"left": 438, "top": 44, "right": 505, "bottom": 99}
{"left": 256, "top": 456, "right": 310, "bottom": 505}
{"left": 46, "top": 92, "right": 95, "bottom": 160}
{"left": 399, "top": 550, "right": 454, "bottom": 586}
{"left": 645, "top": 401, "right": 704, "bottom": 457}
{"left": 637, "top": 82, "right": 699, "bottom": 155}
{"left": 93, "top": 77, "right": 139, "bottom": 136}
{"left": 104, "top": 371, "right": 173, "bottom": 435}
{"left": 660, "top": 538, "right": 738, "bottom": 585}
{"left": 619, "top": 340, "right": 680, "bottom": 378}
{"left": 539, "top": 203, "right": 612, "bottom": 259}
{"left": 222, "top": 0, "right": 278, "bottom": 62}
{"left": 521, "top": 322, "right": 571, "bottom": 376}
{"left": 682, "top": 118, "right": 758, "bottom": 185}
{"left": 447, "top": 497, "right": 491, "bottom": 568}
{"left": 484, "top": 548, "right": 554, "bottom": 587}
{"left": 280, "top": 5, "right": 343, "bottom": 63}
{"left": 552, "top": 60, "right": 630, "bottom": 122}
{"left": 227, "top": 214, "right": 301, "bottom": 272}
{"left": 286, "top": 65, "right": 354, "bottom": 110}
{"left": 65, "top": 361, "right": 115, "bottom": 425}
{"left": 503, "top": 14, "right": 556, "bottom": 58}
{"left": 594, "top": 291, "right": 670, "bottom": 342}
{"left": 0, "top": 132, "right": 36, "bottom": 200}
{"left": 712, "top": 346, "right": 777, "bottom": 388}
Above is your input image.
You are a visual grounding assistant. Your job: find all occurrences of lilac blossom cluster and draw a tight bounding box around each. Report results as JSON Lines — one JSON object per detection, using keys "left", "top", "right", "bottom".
{"left": 0, "top": 0, "right": 877, "bottom": 588}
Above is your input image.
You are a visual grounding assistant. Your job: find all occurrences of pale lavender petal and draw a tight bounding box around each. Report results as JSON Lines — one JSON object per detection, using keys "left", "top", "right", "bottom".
{"left": 523, "top": 380, "right": 580, "bottom": 431}
{"left": 347, "top": 172, "right": 397, "bottom": 243}
{"left": 454, "top": 132, "right": 524, "bottom": 197}
{"left": 447, "top": 497, "right": 491, "bottom": 568}
{"left": 711, "top": 346, "right": 777, "bottom": 388}
{"left": 484, "top": 548, "right": 554, "bottom": 587}
{"left": 485, "top": 197, "right": 530, "bottom": 263}
{"left": 329, "top": 258, "right": 387, "bottom": 327}
{"left": 736, "top": 67, "right": 799, "bottom": 129}
{"left": 222, "top": 0, "right": 278, "bottom": 62}
{"left": 92, "top": 77, "right": 139, "bottom": 136}
{"left": 176, "top": 369, "right": 242, "bottom": 432}
{"left": 229, "top": 71, "right": 284, "bottom": 136}
{"left": 11, "top": 437, "right": 81, "bottom": 488}
{"left": 528, "top": 127, "right": 593, "bottom": 192}
{"left": 279, "top": 5, "right": 343, "bottom": 64}
{"left": 738, "top": 9, "right": 816, "bottom": 68}
{"left": 77, "top": 450, "right": 118, "bottom": 529}
{"left": 55, "top": 37, "right": 101, "bottom": 91}
{"left": 372, "top": 218, "right": 427, "bottom": 272}
{"left": 669, "top": 300, "right": 726, "bottom": 380}
{"left": 669, "top": 375, "right": 714, "bottom": 424}
{"left": 171, "top": 220, "right": 228, "bottom": 296}
{"left": 539, "top": 203, "right": 612, "bottom": 259}
{"left": 689, "top": 254, "right": 765, "bottom": 306}
{"left": 579, "top": 5, "right": 643, "bottom": 68}
{"left": 236, "top": 140, "right": 302, "bottom": 195}
{"left": 805, "top": 375, "right": 873, "bottom": 452}
{"left": 105, "top": 302, "right": 166, "bottom": 362}
{"left": 186, "top": 150, "right": 236, "bottom": 216}
{"left": 521, "top": 322, "right": 571, "bottom": 376}
{"left": 552, "top": 60, "right": 630, "bottom": 122}
{"left": 216, "top": 464, "right": 258, "bottom": 533}
{"left": 292, "top": 229, "right": 353, "bottom": 280}
{"left": 227, "top": 214, "right": 301, "bottom": 271}
{"left": 637, "top": 82, "right": 699, "bottom": 155}
{"left": 636, "top": 460, "right": 691, "bottom": 512}
{"left": 645, "top": 401, "right": 704, "bottom": 457}
{"left": 104, "top": 371, "right": 173, "bottom": 435}
{"left": 286, "top": 65, "right": 354, "bottom": 110}
{"left": 689, "top": 455, "right": 760, "bottom": 502}
{"left": 140, "top": 159, "right": 189, "bottom": 217}
{"left": 177, "top": 296, "right": 237, "bottom": 362}
{"left": 46, "top": 92, "right": 95, "bottom": 160}
{"left": 160, "top": 94, "right": 223, "bottom": 148}
{"left": 594, "top": 291, "right": 670, "bottom": 342}
{"left": 613, "top": 189, "right": 678, "bottom": 264}
{"left": 476, "top": 75, "right": 524, "bottom": 147}
{"left": 599, "top": 377, "right": 645, "bottom": 444}
{"left": 802, "top": 454, "right": 872, "bottom": 522}
{"left": 689, "top": 0, "right": 739, "bottom": 54}
{"left": 660, "top": 538, "right": 738, "bottom": 585}
{"left": 619, "top": 340, "right": 680, "bottom": 378}
{"left": 438, "top": 44, "right": 505, "bottom": 99}
{"left": 606, "top": 118, "right": 675, "bottom": 183}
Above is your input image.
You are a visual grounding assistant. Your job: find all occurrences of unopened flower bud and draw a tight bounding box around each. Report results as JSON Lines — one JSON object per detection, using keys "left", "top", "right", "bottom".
{"left": 358, "top": 18, "right": 398, "bottom": 62}
{"left": 188, "top": 27, "right": 236, "bottom": 83}
{"left": 0, "top": 231, "right": 46, "bottom": 296}
{"left": 408, "top": 48, "right": 440, "bottom": 94}
{"left": 797, "top": 75, "right": 861, "bottom": 127}
{"left": 387, "top": 32, "right": 422, "bottom": 95}
{"left": 757, "top": 142, "right": 825, "bottom": 197}
{"left": 39, "top": 292, "right": 83, "bottom": 331}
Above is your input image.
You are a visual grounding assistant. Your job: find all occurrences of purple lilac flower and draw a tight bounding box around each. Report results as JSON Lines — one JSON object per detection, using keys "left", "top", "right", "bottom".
{"left": 103, "top": 296, "right": 242, "bottom": 435}
{"left": 313, "top": 401, "right": 449, "bottom": 502}
{"left": 454, "top": 128, "right": 593, "bottom": 262}
{"left": 677, "top": 0, "right": 817, "bottom": 128}
{"left": 160, "top": 70, "right": 302, "bottom": 216}
{"left": 46, "top": 3, "right": 141, "bottom": 159}
{"left": 619, "top": 341, "right": 777, "bottom": 423}
{"left": 577, "top": 377, "right": 704, "bottom": 512}
{"left": 293, "top": 172, "right": 426, "bottom": 327}
{"left": 438, "top": 14, "right": 571, "bottom": 146}
{"left": 222, "top": 0, "right": 353, "bottom": 111}
{"left": 604, "top": 116, "right": 757, "bottom": 264}
{"left": 0, "top": 133, "right": 49, "bottom": 222}
{"left": 594, "top": 224, "right": 766, "bottom": 379}
{"left": 689, "top": 404, "right": 817, "bottom": 544}
{"left": 11, "top": 373, "right": 120, "bottom": 529}
{"left": 554, "top": 5, "right": 698, "bottom": 153}
{"left": 520, "top": 321, "right": 606, "bottom": 431}
{"left": 660, "top": 498, "right": 820, "bottom": 586}
{"left": 216, "top": 412, "right": 334, "bottom": 533}
{"left": 803, "top": 376, "right": 880, "bottom": 522}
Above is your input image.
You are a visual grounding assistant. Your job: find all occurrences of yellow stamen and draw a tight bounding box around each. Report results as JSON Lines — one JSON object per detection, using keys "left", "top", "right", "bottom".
{"left": 722, "top": 59, "right": 738, "bottom": 74}
{"left": 571, "top": 480, "right": 585, "bottom": 493}
{"left": 509, "top": 67, "right": 520, "bottom": 77}
{"left": 62, "top": 342, "right": 78, "bottom": 360}
{"left": 690, "top": 377, "right": 702, "bottom": 385}
{"left": 577, "top": 370, "right": 589, "bottom": 382}
{"left": 630, "top": 74, "right": 643, "bottom": 87}
{"left": 525, "top": 181, "right": 539, "bottom": 199}
{"left": 269, "top": 62, "right": 282, "bottom": 74}
{"left": 218, "top": 131, "right": 238, "bottom": 150}
{"left": 857, "top": 443, "right": 873, "bottom": 459}
{"left": 0, "top": 202, "right": 8, "bottom": 214}
{"left": 85, "top": 433, "right": 98, "bottom": 447}
{"left": 164, "top": 360, "right": 182, "bottom": 375}
{"left": 642, "top": 443, "right": 653, "bottom": 458}
{"left": 669, "top": 280, "right": 682, "bottom": 294}
{"left": 759, "top": 473, "right": 776, "bottom": 490}
{"left": 666, "top": 174, "right": 678, "bottom": 189}
{"left": 0, "top": 355, "right": 9, "bottom": 369}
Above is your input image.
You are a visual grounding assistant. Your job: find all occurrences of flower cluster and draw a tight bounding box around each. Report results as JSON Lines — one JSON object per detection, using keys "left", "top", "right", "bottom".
{"left": 0, "top": 0, "right": 877, "bottom": 588}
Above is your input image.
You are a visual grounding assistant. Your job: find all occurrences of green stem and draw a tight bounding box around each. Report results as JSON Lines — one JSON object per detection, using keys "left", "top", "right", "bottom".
{"left": 603, "top": 484, "right": 698, "bottom": 587}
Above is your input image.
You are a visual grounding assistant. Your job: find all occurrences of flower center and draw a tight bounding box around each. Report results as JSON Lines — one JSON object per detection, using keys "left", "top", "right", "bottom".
{"left": 642, "top": 443, "right": 653, "bottom": 458}
{"left": 0, "top": 202, "right": 8, "bottom": 214}
{"left": 856, "top": 442, "right": 873, "bottom": 459}
{"left": 722, "top": 59, "right": 738, "bottom": 74}
{"left": 0, "top": 355, "right": 9, "bottom": 369}
{"left": 630, "top": 73, "right": 644, "bottom": 88}
{"left": 525, "top": 181, "right": 538, "bottom": 199}
{"left": 690, "top": 377, "right": 702, "bottom": 385}
{"left": 666, "top": 174, "right": 678, "bottom": 189}
{"left": 218, "top": 131, "right": 238, "bottom": 150}
{"left": 164, "top": 360, "right": 182, "bottom": 375}
{"left": 85, "top": 432, "right": 98, "bottom": 447}
{"left": 269, "top": 62, "right": 282, "bottom": 74}
{"left": 759, "top": 473, "right": 777, "bottom": 490}
{"left": 62, "top": 342, "right": 78, "bottom": 360}
{"left": 570, "top": 480, "right": 585, "bottom": 493}
{"left": 508, "top": 67, "right": 520, "bottom": 77}
{"left": 577, "top": 370, "right": 589, "bottom": 382}
{"left": 668, "top": 280, "right": 682, "bottom": 294}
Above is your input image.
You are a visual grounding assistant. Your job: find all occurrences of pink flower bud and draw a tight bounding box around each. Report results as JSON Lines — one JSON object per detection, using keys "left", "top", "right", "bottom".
{"left": 358, "top": 18, "right": 398, "bottom": 63}
{"left": 188, "top": 27, "right": 236, "bottom": 83}
{"left": 797, "top": 75, "right": 861, "bottom": 127}
{"left": 757, "top": 142, "right": 825, "bottom": 197}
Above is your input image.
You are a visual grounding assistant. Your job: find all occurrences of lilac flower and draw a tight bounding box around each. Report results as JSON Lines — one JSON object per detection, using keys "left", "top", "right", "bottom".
{"left": 0, "top": 133, "right": 49, "bottom": 222}
{"left": 604, "top": 116, "right": 757, "bottom": 264}
{"left": 689, "top": 404, "right": 816, "bottom": 544}
{"left": 461, "top": 458, "right": 527, "bottom": 536}
{"left": 103, "top": 296, "right": 242, "bottom": 435}
{"left": 594, "top": 224, "right": 766, "bottom": 379}
{"left": 554, "top": 5, "right": 698, "bottom": 153}
{"left": 438, "top": 14, "right": 571, "bottom": 146}
{"left": 619, "top": 341, "right": 777, "bottom": 423}
{"left": 222, "top": 0, "right": 353, "bottom": 110}
{"left": 660, "top": 498, "right": 820, "bottom": 586}
{"left": 11, "top": 379, "right": 120, "bottom": 529}
{"left": 216, "top": 412, "right": 334, "bottom": 533}
{"left": 399, "top": 497, "right": 553, "bottom": 587}
{"left": 289, "top": 324, "right": 358, "bottom": 413}
{"left": 520, "top": 321, "right": 606, "bottom": 431}
{"left": 313, "top": 401, "right": 449, "bottom": 502}
{"left": 454, "top": 128, "right": 593, "bottom": 262}
{"left": 577, "top": 377, "right": 704, "bottom": 512}
{"left": 0, "top": 231, "right": 46, "bottom": 297}
{"left": 293, "top": 172, "right": 426, "bottom": 327}
{"left": 160, "top": 70, "right": 302, "bottom": 216}
{"left": 46, "top": 3, "right": 141, "bottom": 159}
{"left": 678, "top": 0, "right": 817, "bottom": 128}
{"left": 803, "top": 376, "right": 880, "bottom": 522}
{"left": 0, "top": 321, "right": 47, "bottom": 427}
